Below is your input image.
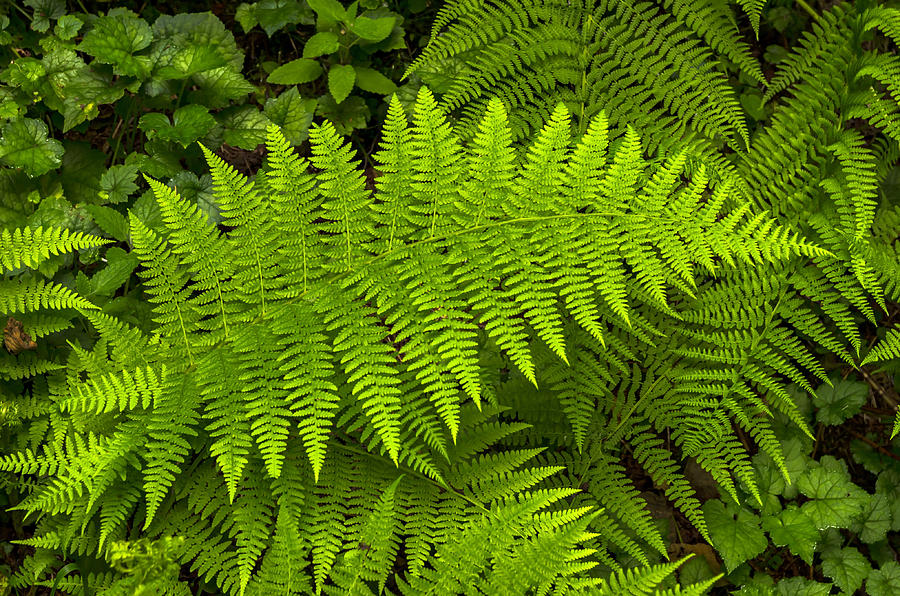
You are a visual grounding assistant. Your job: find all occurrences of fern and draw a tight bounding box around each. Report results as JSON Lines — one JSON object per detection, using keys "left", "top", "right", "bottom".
{"left": 0, "top": 68, "right": 890, "bottom": 593}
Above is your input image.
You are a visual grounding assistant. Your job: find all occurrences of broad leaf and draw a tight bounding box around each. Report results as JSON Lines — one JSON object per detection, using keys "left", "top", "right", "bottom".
{"left": 78, "top": 10, "right": 153, "bottom": 79}
{"left": 820, "top": 546, "right": 871, "bottom": 593}
{"left": 797, "top": 463, "right": 868, "bottom": 529}
{"left": 307, "top": 0, "right": 346, "bottom": 22}
{"left": 268, "top": 58, "right": 324, "bottom": 85}
{"left": 218, "top": 106, "right": 271, "bottom": 149}
{"left": 349, "top": 15, "right": 395, "bottom": 42}
{"left": 868, "top": 562, "right": 900, "bottom": 596}
{"left": 703, "top": 500, "right": 767, "bottom": 572}
{"left": 354, "top": 67, "right": 397, "bottom": 94}
{"left": 760, "top": 505, "right": 818, "bottom": 564}
{"left": 0, "top": 118, "right": 64, "bottom": 177}
{"left": 303, "top": 31, "right": 340, "bottom": 58}
{"left": 264, "top": 87, "right": 317, "bottom": 145}
{"left": 815, "top": 378, "right": 868, "bottom": 425}
{"left": 328, "top": 64, "right": 356, "bottom": 104}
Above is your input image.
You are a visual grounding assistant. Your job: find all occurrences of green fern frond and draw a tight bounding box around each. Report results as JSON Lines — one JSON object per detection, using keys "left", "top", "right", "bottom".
{"left": 0, "top": 226, "right": 108, "bottom": 274}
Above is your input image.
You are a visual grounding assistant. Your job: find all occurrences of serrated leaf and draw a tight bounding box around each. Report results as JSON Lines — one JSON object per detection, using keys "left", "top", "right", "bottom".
{"left": 307, "top": 0, "right": 346, "bottom": 22}
{"left": 820, "top": 546, "right": 871, "bottom": 593}
{"left": 99, "top": 164, "right": 141, "bottom": 204}
{"left": 328, "top": 64, "right": 356, "bottom": 104}
{"left": 815, "top": 379, "right": 868, "bottom": 425}
{"left": 703, "top": 500, "right": 767, "bottom": 572}
{"left": 797, "top": 465, "right": 868, "bottom": 529}
{"left": 139, "top": 105, "right": 216, "bottom": 149}
{"left": 0, "top": 118, "right": 64, "bottom": 177}
{"left": 349, "top": 15, "right": 395, "bottom": 42}
{"left": 303, "top": 31, "right": 340, "bottom": 58}
{"left": 235, "top": 3, "right": 258, "bottom": 32}
{"left": 264, "top": 87, "right": 316, "bottom": 145}
{"left": 868, "top": 561, "right": 900, "bottom": 596}
{"left": 760, "top": 505, "right": 818, "bottom": 564}
{"left": 77, "top": 11, "right": 153, "bottom": 79}
{"left": 874, "top": 469, "right": 900, "bottom": 531}
{"left": 25, "top": 0, "right": 64, "bottom": 33}
{"left": 852, "top": 492, "right": 891, "bottom": 543}
{"left": 84, "top": 204, "right": 129, "bottom": 241}
{"left": 54, "top": 14, "right": 83, "bottom": 40}
{"left": 190, "top": 67, "right": 257, "bottom": 108}
{"left": 150, "top": 13, "right": 243, "bottom": 79}
{"left": 354, "top": 66, "right": 397, "bottom": 94}
{"left": 218, "top": 106, "right": 270, "bottom": 149}
{"left": 267, "top": 58, "right": 324, "bottom": 85}
{"left": 253, "top": 0, "right": 306, "bottom": 36}
{"left": 774, "top": 577, "right": 833, "bottom": 596}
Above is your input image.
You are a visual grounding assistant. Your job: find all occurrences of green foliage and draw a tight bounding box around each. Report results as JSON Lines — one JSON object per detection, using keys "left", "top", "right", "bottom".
{"left": 238, "top": 0, "right": 421, "bottom": 134}
{"left": 703, "top": 377, "right": 900, "bottom": 594}
{"left": 3, "top": 0, "right": 900, "bottom": 593}
{"left": 5, "top": 88, "right": 797, "bottom": 593}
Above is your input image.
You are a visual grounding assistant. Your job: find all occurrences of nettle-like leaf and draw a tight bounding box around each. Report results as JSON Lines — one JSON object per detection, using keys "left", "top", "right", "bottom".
{"left": 77, "top": 8, "right": 153, "bottom": 79}
{"left": 796, "top": 459, "right": 870, "bottom": 529}
{"left": 761, "top": 505, "right": 819, "bottom": 564}
{"left": 702, "top": 500, "right": 767, "bottom": 572}
{"left": 868, "top": 562, "right": 900, "bottom": 596}
{"left": 0, "top": 118, "right": 64, "bottom": 177}
{"left": 814, "top": 378, "right": 868, "bottom": 425}
{"left": 820, "top": 546, "right": 871, "bottom": 593}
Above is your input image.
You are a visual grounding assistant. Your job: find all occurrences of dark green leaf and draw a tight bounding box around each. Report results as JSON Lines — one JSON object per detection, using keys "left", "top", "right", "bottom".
{"left": 307, "top": 0, "right": 346, "bottom": 22}
{"left": 797, "top": 463, "right": 868, "bottom": 529}
{"left": 99, "top": 164, "right": 141, "bottom": 204}
{"left": 218, "top": 106, "right": 270, "bottom": 149}
{"left": 25, "top": 0, "right": 64, "bottom": 33}
{"left": 703, "top": 500, "right": 767, "bottom": 572}
{"left": 761, "top": 505, "right": 818, "bottom": 564}
{"left": 868, "top": 562, "right": 900, "bottom": 596}
{"left": 815, "top": 379, "right": 868, "bottom": 425}
{"left": 254, "top": 0, "right": 307, "bottom": 36}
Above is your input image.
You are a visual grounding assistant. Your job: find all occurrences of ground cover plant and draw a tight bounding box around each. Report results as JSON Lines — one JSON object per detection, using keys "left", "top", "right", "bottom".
{"left": 0, "top": 0, "right": 899, "bottom": 594}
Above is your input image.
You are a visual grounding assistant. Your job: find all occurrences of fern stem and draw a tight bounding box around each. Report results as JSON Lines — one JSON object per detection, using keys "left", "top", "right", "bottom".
{"left": 795, "top": 0, "right": 822, "bottom": 23}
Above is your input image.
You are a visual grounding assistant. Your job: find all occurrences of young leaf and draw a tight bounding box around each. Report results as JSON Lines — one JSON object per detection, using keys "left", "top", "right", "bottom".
{"left": 328, "top": 64, "right": 356, "bottom": 104}
{"left": 303, "top": 31, "right": 340, "bottom": 58}
{"left": 349, "top": 15, "right": 395, "bottom": 42}
{"left": 267, "top": 58, "right": 324, "bottom": 85}
{"left": 354, "top": 67, "right": 397, "bottom": 94}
